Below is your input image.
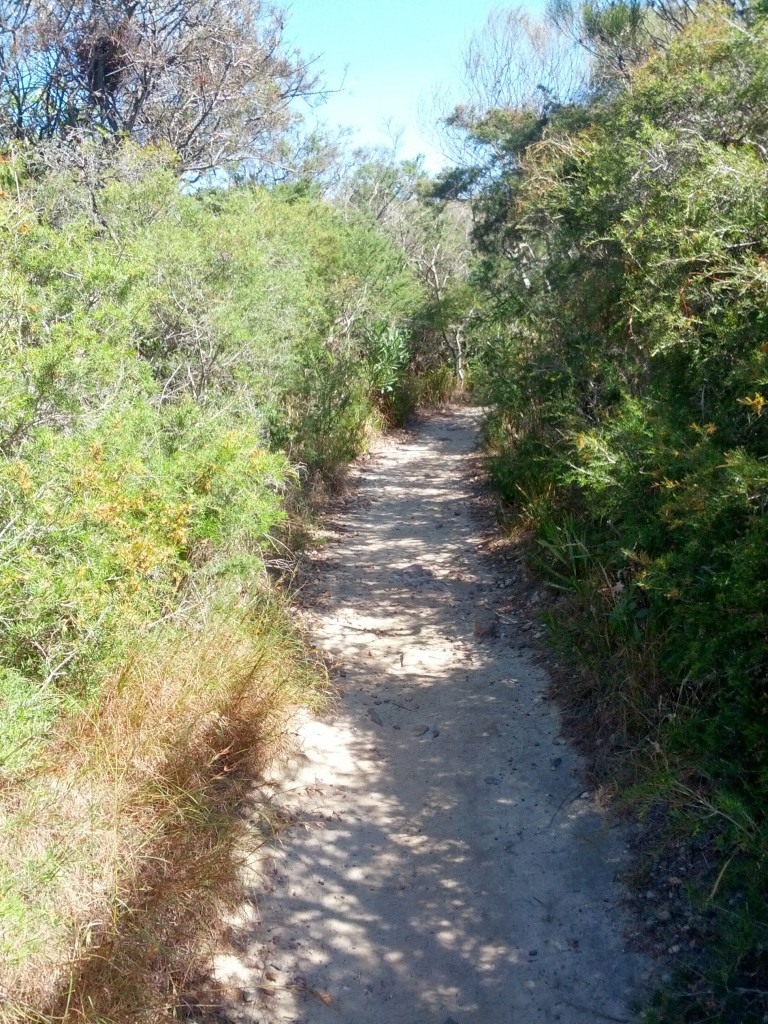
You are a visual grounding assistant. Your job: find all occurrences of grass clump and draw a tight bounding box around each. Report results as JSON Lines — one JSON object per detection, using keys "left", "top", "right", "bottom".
{"left": 1, "top": 593, "right": 326, "bottom": 1022}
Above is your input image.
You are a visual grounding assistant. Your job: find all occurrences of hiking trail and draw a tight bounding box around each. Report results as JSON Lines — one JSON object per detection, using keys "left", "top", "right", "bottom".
{"left": 211, "top": 407, "right": 650, "bottom": 1024}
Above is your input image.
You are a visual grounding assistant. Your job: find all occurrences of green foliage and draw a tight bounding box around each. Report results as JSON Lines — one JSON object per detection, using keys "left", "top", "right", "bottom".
{"left": 269, "top": 338, "right": 374, "bottom": 473}
{"left": 338, "top": 151, "right": 478, "bottom": 383}
{"left": 0, "top": 146, "right": 421, "bottom": 712}
{"left": 457, "top": 11, "right": 768, "bottom": 1021}
{"left": 366, "top": 321, "right": 411, "bottom": 397}
{"left": 0, "top": 143, "right": 427, "bottom": 1014}
{"left": 0, "top": 150, "right": 421, "bottom": 771}
{"left": 420, "top": 364, "right": 463, "bottom": 405}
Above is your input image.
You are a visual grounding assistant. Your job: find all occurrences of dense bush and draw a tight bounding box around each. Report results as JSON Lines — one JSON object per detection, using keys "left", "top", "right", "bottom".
{"left": 459, "top": 11, "right": 768, "bottom": 1021}
{"left": 0, "top": 145, "right": 424, "bottom": 1017}
{"left": 0, "top": 151, "right": 419, "bottom": 702}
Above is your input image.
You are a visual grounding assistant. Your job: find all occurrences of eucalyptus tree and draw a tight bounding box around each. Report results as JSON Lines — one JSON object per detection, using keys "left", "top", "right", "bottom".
{"left": 0, "top": 0, "right": 319, "bottom": 175}
{"left": 339, "top": 150, "right": 476, "bottom": 380}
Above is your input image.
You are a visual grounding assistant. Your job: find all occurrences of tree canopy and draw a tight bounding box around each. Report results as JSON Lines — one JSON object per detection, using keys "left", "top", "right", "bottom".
{"left": 0, "top": 0, "right": 319, "bottom": 173}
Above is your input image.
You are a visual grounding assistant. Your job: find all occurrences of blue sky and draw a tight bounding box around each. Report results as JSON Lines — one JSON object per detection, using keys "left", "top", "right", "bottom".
{"left": 284, "top": 1, "right": 542, "bottom": 172}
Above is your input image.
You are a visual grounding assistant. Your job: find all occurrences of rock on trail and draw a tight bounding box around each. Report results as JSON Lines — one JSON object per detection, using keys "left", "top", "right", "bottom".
{"left": 211, "top": 407, "right": 649, "bottom": 1023}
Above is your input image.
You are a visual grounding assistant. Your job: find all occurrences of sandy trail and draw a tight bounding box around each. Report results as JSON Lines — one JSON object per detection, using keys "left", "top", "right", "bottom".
{"left": 213, "top": 407, "right": 648, "bottom": 1023}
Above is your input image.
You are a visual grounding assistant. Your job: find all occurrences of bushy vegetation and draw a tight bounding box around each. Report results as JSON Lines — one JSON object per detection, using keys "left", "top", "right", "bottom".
{"left": 448, "top": 7, "right": 768, "bottom": 1021}
{"left": 0, "top": 143, "right": 425, "bottom": 1020}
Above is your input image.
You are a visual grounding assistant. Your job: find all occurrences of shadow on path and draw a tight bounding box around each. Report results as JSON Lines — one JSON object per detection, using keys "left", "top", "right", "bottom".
{"left": 209, "top": 408, "right": 649, "bottom": 1024}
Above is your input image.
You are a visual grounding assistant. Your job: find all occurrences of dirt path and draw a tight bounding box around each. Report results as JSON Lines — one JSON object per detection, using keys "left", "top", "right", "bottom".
{"left": 212, "top": 407, "right": 649, "bottom": 1023}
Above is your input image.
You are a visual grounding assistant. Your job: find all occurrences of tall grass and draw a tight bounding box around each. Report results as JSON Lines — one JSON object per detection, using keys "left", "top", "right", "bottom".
{"left": 0, "top": 593, "right": 326, "bottom": 1022}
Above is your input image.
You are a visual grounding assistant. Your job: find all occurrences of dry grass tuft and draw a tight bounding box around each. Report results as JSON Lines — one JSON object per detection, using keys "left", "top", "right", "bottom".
{"left": 0, "top": 593, "right": 326, "bottom": 1023}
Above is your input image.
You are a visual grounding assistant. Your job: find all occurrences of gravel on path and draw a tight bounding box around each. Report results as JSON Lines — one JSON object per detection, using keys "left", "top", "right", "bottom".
{"left": 209, "top": 407, "right": 650, "bottom": 1024}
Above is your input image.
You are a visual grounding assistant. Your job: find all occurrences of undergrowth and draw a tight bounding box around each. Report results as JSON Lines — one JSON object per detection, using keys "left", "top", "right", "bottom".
{"left": 0, "top": 144, "right": 432, "bottom": 1020}
{"left": 1, "top": 593, "right": 326, "bottom": 1023}
{"left": 467, "top": 12, "right": 768, "bottom": 1023}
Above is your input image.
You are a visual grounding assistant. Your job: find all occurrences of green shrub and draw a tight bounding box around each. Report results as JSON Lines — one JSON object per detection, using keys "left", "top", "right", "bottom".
{"left": 461, "top": 12, "right": 768, "bottom": 1021}
{"left": 0, "top": 145, "right": 425, "bottom": 1016}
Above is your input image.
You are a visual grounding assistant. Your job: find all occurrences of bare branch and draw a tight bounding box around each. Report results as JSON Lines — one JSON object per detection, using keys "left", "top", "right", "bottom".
{"left": 0, "top": 0, "right": 321, "bottom": 174}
